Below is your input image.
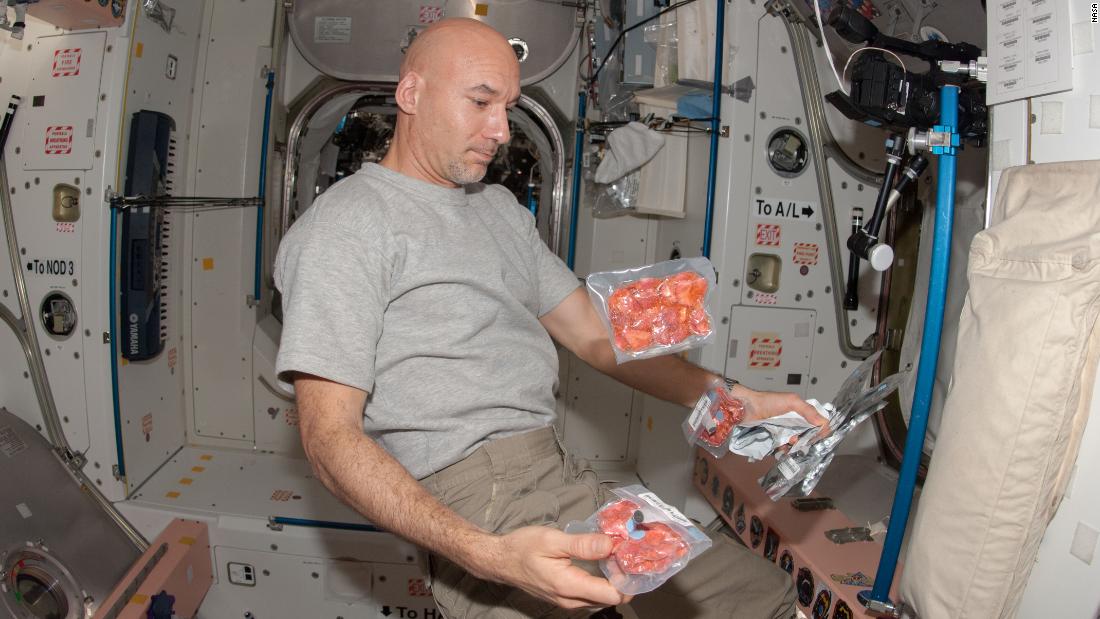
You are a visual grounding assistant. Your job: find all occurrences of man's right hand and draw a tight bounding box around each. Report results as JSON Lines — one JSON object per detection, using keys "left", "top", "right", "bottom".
{"left": 473, "top": 526, "right": 631, "bottom": 610}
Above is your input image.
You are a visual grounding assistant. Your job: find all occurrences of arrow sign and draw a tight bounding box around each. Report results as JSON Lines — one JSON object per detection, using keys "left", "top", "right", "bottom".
{"left": 382, "top": 607, "right": 392, "bottom": 617}
{"left": 753, "top": 197, "right": 818, "bottom": 223}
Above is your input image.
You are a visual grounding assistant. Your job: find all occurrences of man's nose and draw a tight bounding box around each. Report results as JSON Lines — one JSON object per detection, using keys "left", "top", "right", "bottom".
{"left": 485, "top": 105, "right": 510, "bottom": 144}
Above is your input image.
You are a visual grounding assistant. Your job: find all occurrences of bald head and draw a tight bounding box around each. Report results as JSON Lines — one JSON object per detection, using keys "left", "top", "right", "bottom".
{"left": 381, "top": 18, "right": 521, "bottom": 188}
{"left": 401, "top": 18, "right": 517, "bottom": 81}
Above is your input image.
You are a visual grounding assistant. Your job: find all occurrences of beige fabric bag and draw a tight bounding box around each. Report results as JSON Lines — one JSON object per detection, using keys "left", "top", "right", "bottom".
{"left": 899, "top": 161, "right": 1100, "bottom": 618}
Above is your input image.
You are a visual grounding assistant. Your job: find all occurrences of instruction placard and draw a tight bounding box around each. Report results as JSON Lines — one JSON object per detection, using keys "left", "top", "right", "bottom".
{"left": 753, "top": 197, "right": 817, "bottom": 223}
{"left": 314, "top": 16, "right": 352, "bottom": 43}
{"left": 987, "top": 0, "right": 1073, "bottom": 104}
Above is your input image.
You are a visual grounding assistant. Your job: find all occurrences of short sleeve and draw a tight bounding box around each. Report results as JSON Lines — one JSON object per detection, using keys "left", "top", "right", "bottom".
{"left": 274, "top": 219, "right": 392, "bottom": 393}
{"left": 528, "top": 214, "right": 580, "bottom": 316}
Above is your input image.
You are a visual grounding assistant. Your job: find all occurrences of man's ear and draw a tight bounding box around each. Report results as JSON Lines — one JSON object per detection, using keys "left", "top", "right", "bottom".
{"left": 394, "top": 72, "right": 421, "bottom": 115}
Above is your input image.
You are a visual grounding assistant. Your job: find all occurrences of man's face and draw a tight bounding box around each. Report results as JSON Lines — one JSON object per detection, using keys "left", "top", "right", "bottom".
{"left": 414, "top": 46, "right": 521, "bottom": 186}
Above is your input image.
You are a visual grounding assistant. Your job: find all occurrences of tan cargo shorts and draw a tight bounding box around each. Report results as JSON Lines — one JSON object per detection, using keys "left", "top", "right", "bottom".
{"left": 419, "top": 427, "right": 796, "bottom": 619}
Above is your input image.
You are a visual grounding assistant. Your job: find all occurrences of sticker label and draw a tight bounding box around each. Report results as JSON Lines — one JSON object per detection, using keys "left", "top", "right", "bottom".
{"left": 749, "top": 333, "right": 782, "bottom": 368}
{"left": 271, "top": 489, "right": 293, "bottom": 502}
{"left": 314, "top": 16, "right": 352, "bottom": 43}
{"left": 752, "top": 292, "right": 777, "bottom": 305}
{"left": 56, "top": 222, "right": 75, "bottom": 233}
{"left": 777, "top": 457, "right": 800, "bottom": 479}
{"left": 26, "top": 258, "right": 75, "bottom": 276}
{"left": 418, "top": 5, "right": 445, "bottom": 23}
{"left": 51, "top": 48, "right": 82, "bottom": 77}
{"left": 44, "top": 126, "right": 74, "bottom": 155}
{"left": 0, "top": 426, "right": 27, "bottom": 457}
{"left": 16, "top": 503, "right": 32, "bottom": 519}
{"left": 753, "top": 197, "right": 816, "bottom": 222}
{"left": 755, "top": 223, "right": 781, "bottom": 246}
{"left": 687, "top": 392, "right": 716, "bottom": 431}
{"left": 637, "top": 491, "right": 693, "bottom": 527}
{"left": 792, "top": 242, "right": 819, "bottom": 266}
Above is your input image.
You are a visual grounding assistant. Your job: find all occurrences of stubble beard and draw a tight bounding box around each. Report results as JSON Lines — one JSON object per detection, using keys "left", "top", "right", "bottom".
{"left": 445, "top": 159, "right": 488, "bottom": 185}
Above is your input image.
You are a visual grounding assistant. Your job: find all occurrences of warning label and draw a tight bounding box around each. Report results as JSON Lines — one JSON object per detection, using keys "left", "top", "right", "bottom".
{"left": 755, "top": 223, "right": 781, "bottom": 246}
{"left": 44, "top": 126, "right": 74, "bottom": 155}
{"left": 749, "top": 333, "right": 782, "bottom": 369}
{"left": 793, "top": 242, "right": 819, "bottom": 266}
{"left": 270, "top": 489, "right": 294, "bottom": 502}
{"left": 51, "top": 48, "right": 81, "bottom": 77}
{"left": 753, "top": 292, "right": 777, "bottom": 305}
{"left": 418, "top": 5, "right": 444, "bottom": 23}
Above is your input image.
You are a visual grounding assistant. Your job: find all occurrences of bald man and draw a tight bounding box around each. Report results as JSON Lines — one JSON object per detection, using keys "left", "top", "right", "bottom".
{"left": 275, "top": 17, "right": 807, "bottom": 618}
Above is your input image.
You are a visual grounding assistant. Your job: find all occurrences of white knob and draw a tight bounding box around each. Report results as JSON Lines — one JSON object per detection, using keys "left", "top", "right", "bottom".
{"left": 868, "top": 243, "right": 894, "bottom": 271}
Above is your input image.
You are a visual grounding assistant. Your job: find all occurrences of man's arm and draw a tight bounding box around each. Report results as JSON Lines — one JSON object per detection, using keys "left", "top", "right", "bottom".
{"left": 540, "top": 287, "right": 824, "bottom": 423}
{"left": 294, "top": 373, "right": 629, "bottom": 609}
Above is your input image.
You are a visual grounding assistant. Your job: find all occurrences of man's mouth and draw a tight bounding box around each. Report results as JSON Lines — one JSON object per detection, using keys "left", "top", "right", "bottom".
{"left": 471, "top": 149, "right": 496, "bottom": 163}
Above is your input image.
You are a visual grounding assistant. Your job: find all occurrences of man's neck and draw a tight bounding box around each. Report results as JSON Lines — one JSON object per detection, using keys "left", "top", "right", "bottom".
{"left": 380, "top": 141, "right": 459, "bottom": 189}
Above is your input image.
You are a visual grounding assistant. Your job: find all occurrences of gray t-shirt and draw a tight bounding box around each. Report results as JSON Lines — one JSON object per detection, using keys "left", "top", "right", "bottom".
{"left": 274, "top": 163, "right": 580, "bottom": 479}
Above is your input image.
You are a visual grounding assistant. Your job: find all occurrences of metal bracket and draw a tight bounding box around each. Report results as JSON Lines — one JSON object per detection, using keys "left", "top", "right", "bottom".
{"left": 719, "top": 125, "right": 730, "bottom": 138}
{"left": 825, "top": 526, "right": 875, "bottom": 544}
{"left": 112, "top": 464, "right": 123, "bottom": 481}
{"left": 267, "top": 516, "right": 284, "bottom": 531}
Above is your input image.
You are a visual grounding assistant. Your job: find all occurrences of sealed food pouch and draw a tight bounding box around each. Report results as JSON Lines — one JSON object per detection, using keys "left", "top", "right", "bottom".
{"left": 564, "top": 485, "right": 712, "bottom": 595}
{"left": 586, "top": 257, "right": 717, "bottom": 363}
{"left": 682, "top": 382, "right": 750, "bottom": 458}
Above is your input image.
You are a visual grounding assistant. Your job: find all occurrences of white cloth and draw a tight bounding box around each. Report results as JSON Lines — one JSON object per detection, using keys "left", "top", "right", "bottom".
{"left": 594, "top": 122, "right": 665, "bottom": 184}
{"left": 728, "top": 399, "right": 832, "bottom": 461}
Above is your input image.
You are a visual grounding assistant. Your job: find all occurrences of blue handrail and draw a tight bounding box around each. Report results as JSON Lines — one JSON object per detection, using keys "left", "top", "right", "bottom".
{"left": 108, "top": 205, "right": 126, "bottom": 478}
{"left": 567, "top": 91, "right": 586, "bottom": 269}
{"left": 864, "top": 84, "right": 960, "bottom": 606}
{"left": 701, "top": 0, "right": 726, "bottom": 259}
{"left": 253, "top": 69, "right": 275, "bottom": 302}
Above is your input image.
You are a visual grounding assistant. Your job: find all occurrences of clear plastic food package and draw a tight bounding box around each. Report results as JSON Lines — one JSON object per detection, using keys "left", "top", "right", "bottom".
{"left": 683, "top": 382, "right": 750, "bottom": 458}
{"left": 586, "top": 257, "right": 717, "bottom": 364}
{"left": 565, "top": 485, "right": 712, "bottom": 595}
{"left": 759, "top": 351, "right": 908, "bottom": 500}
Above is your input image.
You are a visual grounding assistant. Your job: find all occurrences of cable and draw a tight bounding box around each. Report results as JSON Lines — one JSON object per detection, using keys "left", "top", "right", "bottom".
{"left": 841, "top": 45, "right": 908, "bottom": 85}
{"left": 589, "top": 0, "right": 700, "bottom": 85}
{"left": 813, "top": 0, "right": 847, "bottom": 95}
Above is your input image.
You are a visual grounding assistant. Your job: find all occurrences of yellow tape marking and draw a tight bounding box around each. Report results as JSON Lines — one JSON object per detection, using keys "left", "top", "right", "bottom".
{"left": 191, "top": 466, "right": 205, "bottom": 473}
{"left": 200, "top": 454, "right": 213, "bottom": 461}
{"left": 179, "top": 477, "right": 193, "bottom": 485}
{"left": 130, "top": 594, "right": 148, "bottom": 605}
{"left": 165, "top": 491, "right": 180, "bottom": 499}
{"left": 474, "top": 3, "right": 489, "bottom": 15}
{"left": 178, "top": 536, "right": 196, "bottom": 546}
{"left": 202, "top": 257, "right": 214, "bottom": 270}
{"left": 134, "top": 42, "right": 143, "bottom": 58}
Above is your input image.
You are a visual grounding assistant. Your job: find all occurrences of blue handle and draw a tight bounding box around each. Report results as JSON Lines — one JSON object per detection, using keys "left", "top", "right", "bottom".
{"left": 701, "top": 0, "right": 725, "bottom": 259}
{"left": 865, "top": 85, "right": 960, "bottom": 606}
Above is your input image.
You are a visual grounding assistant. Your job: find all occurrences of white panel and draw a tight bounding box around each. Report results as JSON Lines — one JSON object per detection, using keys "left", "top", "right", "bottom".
{"left": 4, "top": 177, "right": 89, "bottom": 451}
{"left": 561, "top": 354, "right": 633, "bottom": 462}
{"left": 726, "top": 306, "right": 815, "bottom": 395}
{"left": 188, "top": 0, "right": 275, "bottom": 443}
{"left": 634, "top": 394, "right": 696, "bottom": 511}
{"left": 20, "top": 32, "right": 106, "bottom": 171}
{"left": 114, "top": 0, "right": 208, "bottom": 494}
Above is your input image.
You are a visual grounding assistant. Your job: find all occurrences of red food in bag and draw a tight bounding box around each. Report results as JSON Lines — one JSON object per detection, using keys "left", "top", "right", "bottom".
{"left": 606, "top": 272, "right": 711, "bottom": 353}
{"left": 698, "top": 395, "right": 747, "bottom": 447}
{"left": 597, "top": 499, "right": 690, "bottom": 575}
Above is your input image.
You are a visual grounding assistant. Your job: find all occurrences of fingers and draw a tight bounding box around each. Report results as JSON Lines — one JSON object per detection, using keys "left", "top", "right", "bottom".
{"left": 552, "top": 567, "right": 629, "bottom": 608}
{"left": 559, "top": 531, "right": 614, "bottom": 561}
